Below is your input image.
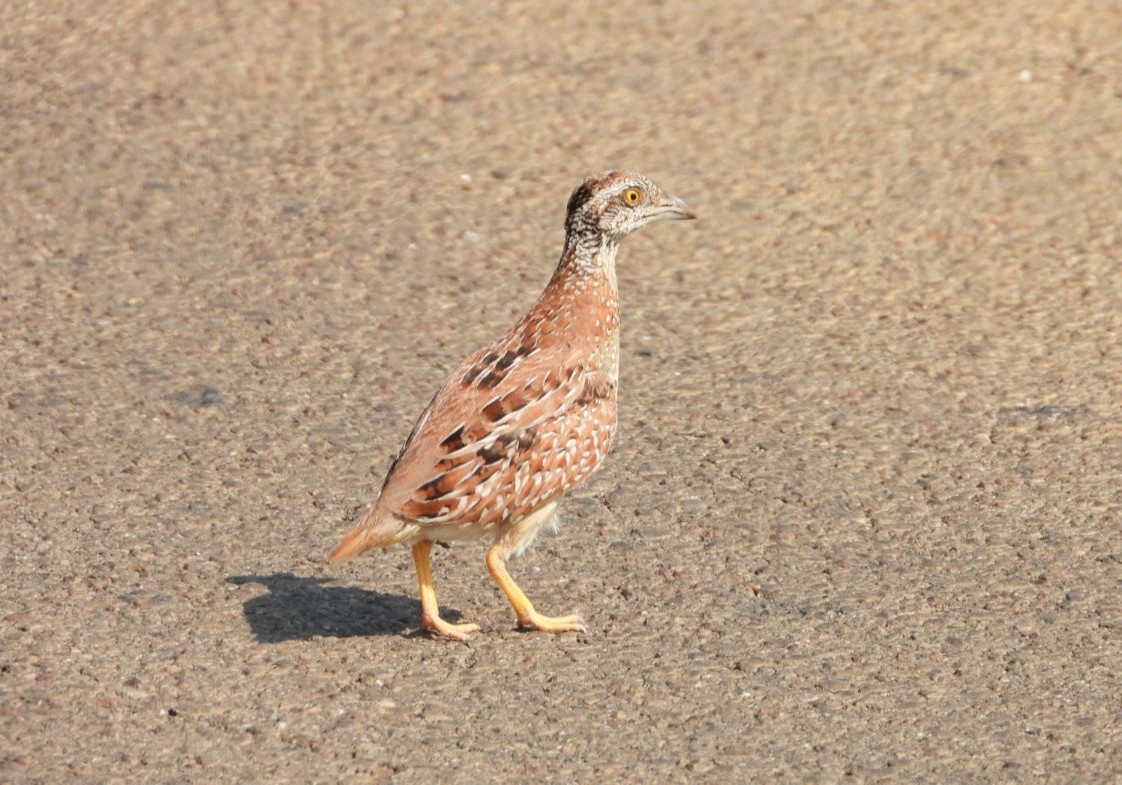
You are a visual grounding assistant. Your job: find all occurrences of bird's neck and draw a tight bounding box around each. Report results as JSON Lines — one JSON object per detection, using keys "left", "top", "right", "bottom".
{"left": 555, "top": 230, "right": 620, "bottom": 292}
{"left": 515, "top": 229, "right": 621, "bottom": 376}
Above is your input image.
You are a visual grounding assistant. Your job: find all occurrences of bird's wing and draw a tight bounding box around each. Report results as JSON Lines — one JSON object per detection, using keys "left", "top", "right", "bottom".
{"left": 376, "top": 336, "right": 614, "bottom": 528}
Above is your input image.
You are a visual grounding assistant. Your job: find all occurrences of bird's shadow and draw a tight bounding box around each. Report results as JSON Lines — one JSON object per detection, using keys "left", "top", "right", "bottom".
{"left": 227, "top": 572, "right": 466, "bottom": 642}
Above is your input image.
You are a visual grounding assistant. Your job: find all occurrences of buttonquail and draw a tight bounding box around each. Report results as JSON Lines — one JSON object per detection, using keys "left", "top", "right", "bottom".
{"left": 331, "top": 171, "right": 695, "bottom": 640}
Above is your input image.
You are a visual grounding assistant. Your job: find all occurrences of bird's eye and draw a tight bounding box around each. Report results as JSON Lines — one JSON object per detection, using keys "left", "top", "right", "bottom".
{"left": 621, "top": 187, "right": 642, "bottom": 206}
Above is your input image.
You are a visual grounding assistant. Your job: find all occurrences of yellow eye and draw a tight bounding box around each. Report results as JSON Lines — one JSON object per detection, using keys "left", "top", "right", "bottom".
{"left": 621, "top": 187, "right": 642, "bottom": 206}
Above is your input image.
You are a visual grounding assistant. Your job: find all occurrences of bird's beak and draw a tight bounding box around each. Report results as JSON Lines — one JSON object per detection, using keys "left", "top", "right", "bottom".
{"left": 656, "top": 195, "right": 696, "bottom": 221}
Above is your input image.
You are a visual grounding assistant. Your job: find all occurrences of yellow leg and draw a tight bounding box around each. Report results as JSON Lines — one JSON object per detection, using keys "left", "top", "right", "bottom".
{"left": 412, "top": 540, "right": 480, "bottom": 641}
{"left": 485, "top": 543, "right": 585, "bottom": 634}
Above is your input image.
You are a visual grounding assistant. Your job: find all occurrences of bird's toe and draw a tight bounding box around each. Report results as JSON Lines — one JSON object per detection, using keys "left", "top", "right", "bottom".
{"left": 421, "top": 618, "right": 482, "bottom": 642}
{"left": 516, "top": 611, "right": 585, "bottom": 634}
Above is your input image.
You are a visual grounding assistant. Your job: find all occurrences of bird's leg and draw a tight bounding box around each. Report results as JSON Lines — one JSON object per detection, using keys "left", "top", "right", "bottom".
{"left": 485, "top": 543, "right": 586, "bottom": 634}
{"left": 411, "top": 540, "right": 480, "bottom": 641}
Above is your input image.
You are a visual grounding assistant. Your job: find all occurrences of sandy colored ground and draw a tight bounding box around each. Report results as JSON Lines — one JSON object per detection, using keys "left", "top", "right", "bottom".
{"left": 3, "top": 1, "right": 1121, "bottom": 782}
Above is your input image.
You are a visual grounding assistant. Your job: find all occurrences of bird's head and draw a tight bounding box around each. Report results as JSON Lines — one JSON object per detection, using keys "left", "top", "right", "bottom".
{"left": 564, "top": 171, "right": 695, "bottom": 241}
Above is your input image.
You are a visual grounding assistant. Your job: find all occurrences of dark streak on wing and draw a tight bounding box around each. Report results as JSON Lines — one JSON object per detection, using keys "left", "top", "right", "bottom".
{"left": 415, "top": 473, "right": 451, "bottom": 501}
{"left": 480, "top": 398, "right": 505, "bottom": 423}
{"left": 464, "top": 342, "right": 542, "bottom": 392}
{"left": 477, "top": 370, "right": 503, "bottom": 388}
{"left": 481, "top": 389, "right": 531, "bottom": 423}
{"left": 479, "top": 438, "right": 511, "bottom": 465}
{"left": 413, "top": 456, "right": 485, "bottom": 504}
{"left": 440, "top": 425, "right": 466, "bottom": 452}
{"left": 462, "top": 353, "right": 495, "bottom": 386}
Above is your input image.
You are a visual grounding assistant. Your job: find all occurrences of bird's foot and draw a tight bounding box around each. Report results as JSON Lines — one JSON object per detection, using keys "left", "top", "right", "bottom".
{"left": 516, "top": 611, "right": 586, "bottom": 634}
{"left": 421, "top": 616, "right": 481, "bottom": 642}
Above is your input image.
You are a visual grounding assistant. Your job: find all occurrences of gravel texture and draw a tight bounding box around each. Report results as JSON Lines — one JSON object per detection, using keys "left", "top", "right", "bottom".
{"left": 2, "top": 1, "right": 1121, "bottom": 782}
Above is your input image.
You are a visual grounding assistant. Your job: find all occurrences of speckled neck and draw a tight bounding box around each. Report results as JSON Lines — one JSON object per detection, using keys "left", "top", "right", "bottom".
{"left": 558, "top": 230, "right": 620, "bottom": 281}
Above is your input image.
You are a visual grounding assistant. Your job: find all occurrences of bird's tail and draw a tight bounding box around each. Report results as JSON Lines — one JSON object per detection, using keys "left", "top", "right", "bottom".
{"left": 329, "top": 507, "right": 410, "bottom": 562}
{"left": 329, "top": 525, "right": 376, "bottom": 562}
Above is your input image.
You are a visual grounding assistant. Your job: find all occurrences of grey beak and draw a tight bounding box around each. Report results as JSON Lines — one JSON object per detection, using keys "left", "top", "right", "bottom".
{"left": 659, "top": 195, "right": 696, "bottom": 220}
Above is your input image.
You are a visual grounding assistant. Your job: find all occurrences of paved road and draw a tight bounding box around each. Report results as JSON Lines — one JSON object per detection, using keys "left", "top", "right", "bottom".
{"left": 3, "top": 1, "right": 1121, "bottom": 782}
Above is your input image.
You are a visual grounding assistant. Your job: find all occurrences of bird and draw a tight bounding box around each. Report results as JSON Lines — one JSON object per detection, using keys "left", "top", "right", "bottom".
{"left": 330, "top": 170, "right": 695, "bottom": 640}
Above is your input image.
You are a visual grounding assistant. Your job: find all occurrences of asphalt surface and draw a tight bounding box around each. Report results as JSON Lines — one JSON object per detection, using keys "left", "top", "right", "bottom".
{"left": 3, "top": 1, "right": 1121, "bottom": 782}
